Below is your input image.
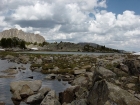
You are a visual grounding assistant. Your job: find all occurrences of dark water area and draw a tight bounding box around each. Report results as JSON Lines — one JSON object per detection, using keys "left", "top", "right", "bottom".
{"left": 0, "top": 60, "right": 71, "bottom": 105}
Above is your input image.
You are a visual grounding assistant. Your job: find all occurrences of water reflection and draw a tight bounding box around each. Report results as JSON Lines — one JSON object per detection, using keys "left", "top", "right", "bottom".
{"left": 0, "top": 60, "right": 71, "bottom": 105}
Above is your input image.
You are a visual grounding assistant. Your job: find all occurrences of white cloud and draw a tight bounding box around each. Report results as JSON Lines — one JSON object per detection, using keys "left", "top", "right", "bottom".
{"left": 14, "top": 24, "right": 33, "bottom": 32}
{"left": 0, "top": 0, "right": 140, "bottom": 51}
{"left": 0, "top": 16, "right": 7, "bottom": 26}
{"left": 12, "top": 2, "right": 53, "bottom": 20}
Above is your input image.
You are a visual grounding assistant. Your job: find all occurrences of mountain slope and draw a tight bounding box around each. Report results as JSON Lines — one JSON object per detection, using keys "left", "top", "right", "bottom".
{"left": 0, "top": 28, "right": 45, "bottom": 43}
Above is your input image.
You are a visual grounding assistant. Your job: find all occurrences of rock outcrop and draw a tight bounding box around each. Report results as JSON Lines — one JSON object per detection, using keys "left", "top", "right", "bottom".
{"left": 0, "top": 28, "right": 45, "bottom": 43}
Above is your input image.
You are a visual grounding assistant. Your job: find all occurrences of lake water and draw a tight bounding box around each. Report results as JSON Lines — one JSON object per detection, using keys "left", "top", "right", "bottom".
{"left": 0, "top": 60, "right": 70, "bottom": 105}
{"left": 20, "top": 51, "right": 115, "bottom": 55}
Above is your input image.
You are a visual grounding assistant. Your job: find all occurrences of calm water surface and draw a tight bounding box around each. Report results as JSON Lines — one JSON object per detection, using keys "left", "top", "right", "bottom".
{"left": 20, "top": 51, "right": 115, "bottom": 55}
{"left": 0, "top": 60, "right": 70, "bottom": 105}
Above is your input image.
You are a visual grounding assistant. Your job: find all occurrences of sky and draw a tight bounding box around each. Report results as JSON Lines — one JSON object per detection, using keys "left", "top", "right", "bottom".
{"left": 0, "top": 0, "right": 140, "bottom": 52}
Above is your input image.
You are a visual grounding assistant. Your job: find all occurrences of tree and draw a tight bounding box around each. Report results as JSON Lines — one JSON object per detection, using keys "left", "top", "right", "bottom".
{"left": 20, "top": 41, "right": 26, "bottom": 49}
{"left": 1, "top": 38, "right": 7, "bottom": 47}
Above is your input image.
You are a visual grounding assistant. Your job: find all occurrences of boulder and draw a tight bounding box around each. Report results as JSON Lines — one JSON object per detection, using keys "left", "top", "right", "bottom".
{"left": 5, "top": 55, "right": 14, "bottom": 59}
{"left": 88, "top": 80, "right": 140, "bottom": 105}
{"left": 12, "top": 90, "right": 21, "bottom": 100}
{"left": 82, "top": 65, "right": 91, "bottom": 70}
{"left": 72, "top": 76, "right": 89, "bottom": 87}
{"left": 74, "top": 69, "right": 86, "bottom": 75}
{"left": 123, "top": 59, "right": 140, "bottom": 75}
{"left": 19, "top": 56, "right": 30, "bottom": 63}
{"left": 95, "top": 67, "right": 116, "bottom": 78}
{"left": 119, "top": 63, "right": 129, "bottom": 73}
{"left": 20, "top": 84, "right": 34, "bottom": 98}
{"left": 26, "top": 93, "right": 44, "bottom": 104}
{"left": 71, "top": 99, "right": 87, "bottom": 105}
{"left": 35, "top": 58, "right": 43, "bottom": 64}
{"left": 59, "top": 85, "right": 80, "bottom": 104}
{"left": 10, "top": 80, "right": 42, "bottom": 93}
{"left": 39, "top": 86, "right": 51, "bottom": 96}
{"left": 40, "top": 90, "right": 60, "bottom": 105}
{"left": 75, "top": 87, "right": 89, "bottom": 99}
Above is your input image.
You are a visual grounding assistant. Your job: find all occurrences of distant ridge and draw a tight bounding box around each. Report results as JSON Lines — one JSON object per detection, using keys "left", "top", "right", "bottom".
{"left": 0, "top": 28, "right": 45, "bottom": 43}
{"left": 78, "top": 42, "right": 99, "bottom": 48}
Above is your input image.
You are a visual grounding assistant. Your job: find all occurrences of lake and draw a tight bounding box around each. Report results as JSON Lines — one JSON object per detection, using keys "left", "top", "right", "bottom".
{"left": 0, "top": 59, "right": 70, "bottom": 105}
{"left": 19, "top": 51, "right": 115, "bottom": 55}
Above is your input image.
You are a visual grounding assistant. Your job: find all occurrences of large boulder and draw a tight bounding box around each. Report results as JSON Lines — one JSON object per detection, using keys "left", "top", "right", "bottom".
{"left": 20, "top": 84, "right": 34, "bottom": 98}
{"left": 10, "top": 80, "right": 42, "bottom": 92}
{"left": 92, "top": 67, "right": 116, "bottom": 84}
{"left": 26, "top": 93, "right": 44, "bottom": 104}
{"left": 26, "top": 86, "right": 51, "bottom": 104}
{"left": 88, "top": 80, "right": 140, "bottom": 105}
{"left": 75, "top": 87, "right": 89, "bottom": 99}
{"left": 10, "top": 80, "right": 42, "bottom": 100}
{"left": 39, "top": 86, "right": 51, "bottom": 96}
{"left": 59, "top": 86, "right": 80, "bottom": 104}
{"left": 40, "top": 90, "right": 61, "bottom": 105}
{"left": 123, "top": 59, "right": 140, "bottom": 75}
{"left": 72, "top": 75, "right": 89, "bottom": 87}
{"left": 71, "top": 99, "right": 87, "bottom": 105}
{"left": 95, "top": 67, "right": 116, "bottom": 78}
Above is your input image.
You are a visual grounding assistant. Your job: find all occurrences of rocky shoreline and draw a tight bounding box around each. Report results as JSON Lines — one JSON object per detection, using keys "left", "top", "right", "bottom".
{"left": 0, "top": 52, "right": 140, "bottom": 105}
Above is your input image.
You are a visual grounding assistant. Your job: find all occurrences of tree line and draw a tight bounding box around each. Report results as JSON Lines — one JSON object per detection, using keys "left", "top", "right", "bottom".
{"left": 0, "top": 37, "right": 26, "bottom": 49}
{"left": 83, "top": 44, "right": 120, "bottom": 52}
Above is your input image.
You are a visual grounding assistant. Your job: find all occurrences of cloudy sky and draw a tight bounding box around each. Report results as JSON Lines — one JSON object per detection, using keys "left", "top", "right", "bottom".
{"left": 0, "top": 0, "right": 140, "bottom": 52}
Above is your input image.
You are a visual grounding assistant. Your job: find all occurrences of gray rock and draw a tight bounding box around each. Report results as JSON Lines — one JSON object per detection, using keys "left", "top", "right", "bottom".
{"left": 59, "top": 86, "right": 80, "bottom": 104}
{"left": 1, "top": 69, "right": 18, "bottom": 75}
{"left": 19, "top": 55, "right": 30, "bottom": 63}
{"left": 20, "top": 84, "right": 34, "bottom": 98}
{"left": 5, "top": 55, "right": 14, "bottom": 59}
{"left": 40, "top": 90, "right": 61, "bottom": 105}
{"left": 12, "top": 90, "right": 21, "bottom": 100}
{"left": 26, "top": 93, "right": 44, "bottom": 104}
{"left": 95, "top": 67, "right": 116, "bottom": 78}
{"left": 120, "top": 63, "right": 129, "bottom": 73}
{"left": 88, "top": 80, "right": 140, "bottom": 105}
{"left": 0, "top": 28, "right": 45, "bottom": 43}
{"left": 72, "top": 76, "right": 89, "bottom": 87}
{"left": 39, "top": 86, "right": 51, "bottom": 96}
{"left": 35, "top": 58, "right": 43, "bottom": 64}
{"left": 71, "top": 99, "right": 87, "bottom": 105}
{"left": 75, "top": 87, "right": 89, "bottom": 99}
{"left": 10, "top": 80, "right": 42, "bottom": 93}
{"left": 74, "top": 69, "right": 86, "bottom": 75}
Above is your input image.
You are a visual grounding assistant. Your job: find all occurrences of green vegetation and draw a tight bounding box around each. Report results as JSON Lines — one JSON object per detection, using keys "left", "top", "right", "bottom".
{"left": 0, "top": 37, "right": 26, "bottom": 49}
{"left": 83, "top": 44, "right": 119, "bottom": 52}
